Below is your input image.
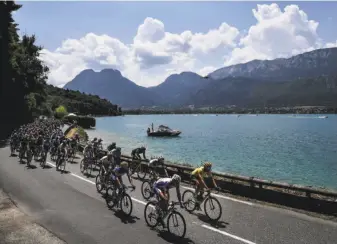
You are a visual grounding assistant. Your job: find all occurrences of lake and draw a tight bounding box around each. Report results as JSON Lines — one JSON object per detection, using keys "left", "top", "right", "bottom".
{"left": 85, "top": 114, "right": 337, "bottom": 189}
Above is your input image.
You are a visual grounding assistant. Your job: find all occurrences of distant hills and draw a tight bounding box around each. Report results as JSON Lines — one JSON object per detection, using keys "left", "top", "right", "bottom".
{"left": 63, "top": 47, "right": 337, "bottom": 108}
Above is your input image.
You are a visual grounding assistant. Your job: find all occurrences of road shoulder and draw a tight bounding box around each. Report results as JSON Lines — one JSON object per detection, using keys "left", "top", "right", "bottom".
{"left": 0, "top": 188, "right": 66, "bottom": 244}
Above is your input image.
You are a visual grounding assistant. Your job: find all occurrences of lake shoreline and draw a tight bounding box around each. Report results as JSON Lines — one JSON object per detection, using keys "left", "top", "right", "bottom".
{"left": 88, "top": 114, "right": 337, "bottom": 189}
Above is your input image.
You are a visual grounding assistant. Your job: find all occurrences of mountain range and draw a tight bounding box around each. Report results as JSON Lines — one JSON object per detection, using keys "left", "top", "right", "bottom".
{"left": 63, "top": 47, "right": 337, "bottom": 108}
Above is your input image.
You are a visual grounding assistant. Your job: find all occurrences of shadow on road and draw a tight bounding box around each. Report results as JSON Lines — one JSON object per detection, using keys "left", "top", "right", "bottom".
{"left": 194, "top": 213, "right": 229, "bottom": 228}
{"left": 42, "top": 165, "right": 53, "bottom": 169}
{"left": 113, "top": 210, "right": 140, "bottom": 224}
{"left": 26, "top": 165, "right": 37, "bottom": 169}
{"left": 0, "top": 140, "right": 8, "bottom": 148}
{"left": 157, "top": 230, "right": 195, "bottom": 244}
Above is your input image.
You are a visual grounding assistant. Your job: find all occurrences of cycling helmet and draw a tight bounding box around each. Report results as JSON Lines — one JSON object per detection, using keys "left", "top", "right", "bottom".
{"left": 158, "top": 156, "right": 164, "bottom": 162}
{"left": 203, "top": 162, "right": 212, "bottom": 172}
{"left": 93, "top": 137, "right": 97, "bottom": 141}
{"left": 171, "top": 174, "right": 181, "bottom": 184}
{"left": 116, "top": 147, "right": 121, "bottom": 151}
{"left": 120, "top": 162, "right": 128, "bottom": 169}
{"left": 204, "top": 162, "right": 212, "bottom": 168}
{"left": 98, "top": 138, "right": 102, "bottom": 142}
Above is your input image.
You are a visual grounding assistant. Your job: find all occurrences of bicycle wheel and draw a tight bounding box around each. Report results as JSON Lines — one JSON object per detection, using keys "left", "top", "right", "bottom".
{"left": 61, "top": 159, "right": 66, "bottom": 172}
{"left": 95, "top": 174, "right": 104, "bottom": 193}
{"left": 80, "top": 159, "right": 85, "bottom": 174}
{"left": 144, "top": 201, "right": 159, "bottom": 228}
{"left": 120, "top": 194, "right": 133, "bottom": 216}
{"left": 204, "top": 196, "right": 222, "bottom": 222}
{"left": 137, "top": 163, "right": 147, "bottom": 179}
{"left": 167, "top": 211, "right": 186, "bottom": 239}
{"left": 86, "top": 162, "right": 92, "bottom": 177}
{"left": 39, "top": 153, "right": 44, "bottom": 167}
{"left": 42, "top": 155, "right": 47, "bottom": 168}
{"left": 182, "top": 190, "right": 197, "bottom": 213}
{"left": 105, "top": 186, "right": 117, "bottom": 209}
{"left": 129, "top": 162, "right": 136, "bottom": 176}
{"left": 141, "top": 180, "right": 153, "bottom": 200}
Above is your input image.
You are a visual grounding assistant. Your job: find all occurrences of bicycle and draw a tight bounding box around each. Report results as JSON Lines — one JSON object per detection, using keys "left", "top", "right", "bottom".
{"left": 67, "top": 146, "right": 76, "bottom": 163}
{"left": 26, "top": 148, "right": 33, "bottom": 167}
{"left": 182, "top": 188, "right": 222, "bottom": 222}
{"left": 40, "top": 149, "right": 48, "bottom": 168}
{"left": 56, "top": 154, "right": 67, "bottom": 172}
{"left": 80, "top": 157, "right": 93, "bottom": 177}
{"left": 105, "top": 184, "right": 135, "bottom": 216}
{"left": 129, "top": 160, "right": 147, "bottom": 179}
{"left": 34, "top": 145, "right": 42, "bottom": 161}
{"left": 144, "top": 201, "right": 186, "bottom": 239}
{"left": 141, "top": 170, "right": 160, "bottom": 200}
{"left": 95, "top": 167, "right": 114, "bottom": 194}
{"left": 50, "top": 146, "right": 58, "bottom": 161}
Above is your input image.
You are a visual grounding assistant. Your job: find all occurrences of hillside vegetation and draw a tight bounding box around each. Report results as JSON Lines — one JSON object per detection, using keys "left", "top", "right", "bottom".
{"left": 0, "top": 2, "right": 120, "bottom": 138}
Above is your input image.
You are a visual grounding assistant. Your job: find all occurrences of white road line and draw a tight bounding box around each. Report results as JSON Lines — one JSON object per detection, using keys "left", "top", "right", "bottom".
{"left": 47, "top": 162, "right": 56, "bottom": 167}
{"left": 131, "top": 197, "right": 147, "bottom": 205}
{"left": 71, "top": 173, "right": 95, "bottom": 185}
{"left": 47, "top": 161, "right": 252, "bottom": 207}
{"left": 182, "top": 186, "right": 254, "bottom": 206}
{"left": 47, "top": 161, "right": 256, "bottom": 244}
{"left": 201, "top": 225, "right": 256, "bottom": 244}
{"left": 47, "top": 161, "right": 146, "bottom": 205}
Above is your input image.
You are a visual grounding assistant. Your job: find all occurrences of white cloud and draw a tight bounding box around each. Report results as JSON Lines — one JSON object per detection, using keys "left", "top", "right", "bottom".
{"left": 326, "top": 41, "right": 337, "bottom": 48}
{"left": 225, "top": 4, "right": 322, "bottom": 65}
{"left": 40, "top": 3, "right": 336, "bottom": 87}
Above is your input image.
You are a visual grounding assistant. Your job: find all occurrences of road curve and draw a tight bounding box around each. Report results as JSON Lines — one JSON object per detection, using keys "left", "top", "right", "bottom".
{"left": 0, "top": 146, "right": 336, "bottom": 244}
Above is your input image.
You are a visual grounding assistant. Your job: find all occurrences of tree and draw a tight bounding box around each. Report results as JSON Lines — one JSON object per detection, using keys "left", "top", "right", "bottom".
{"left": 55, "top": 105, "right": 68, "bottom": 119}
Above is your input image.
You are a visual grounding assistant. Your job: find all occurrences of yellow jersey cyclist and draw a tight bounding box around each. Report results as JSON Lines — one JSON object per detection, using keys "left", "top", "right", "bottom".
{"left": 191, "top": 162, "right": 220, "bottom": 201}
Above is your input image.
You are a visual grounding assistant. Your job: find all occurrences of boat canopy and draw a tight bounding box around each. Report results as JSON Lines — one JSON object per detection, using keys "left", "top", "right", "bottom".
{"left": 158, "top": 125, "right": 173, "bottom": 132}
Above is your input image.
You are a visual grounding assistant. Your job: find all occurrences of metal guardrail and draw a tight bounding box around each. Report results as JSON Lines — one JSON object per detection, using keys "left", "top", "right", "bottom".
{"left": 78, "top": 143, "right": 337, "bottom": 200}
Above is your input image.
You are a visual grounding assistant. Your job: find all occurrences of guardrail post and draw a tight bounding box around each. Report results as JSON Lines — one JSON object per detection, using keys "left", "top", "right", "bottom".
{"left": 250, "top": 177, "right": 255, "bottom": 188}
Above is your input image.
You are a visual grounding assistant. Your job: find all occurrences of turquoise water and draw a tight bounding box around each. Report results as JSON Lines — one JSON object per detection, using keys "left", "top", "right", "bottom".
{"left": 86, "top": 114, "right": 337, "bottom": 189}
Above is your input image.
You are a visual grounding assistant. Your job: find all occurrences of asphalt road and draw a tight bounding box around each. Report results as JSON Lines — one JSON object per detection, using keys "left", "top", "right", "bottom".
{"left": 0, "top": 146, "right": 337, "bottom": 244}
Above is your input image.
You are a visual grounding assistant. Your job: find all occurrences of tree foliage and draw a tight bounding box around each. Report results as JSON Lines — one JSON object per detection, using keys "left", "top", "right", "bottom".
{"left": 0, "top": 1, "right": 120, "bottom": 138}
{"left": 54, "top": 105, "right": 68, "bottom": 119}
{"left": 45, "top": 85, "right": 121, "bottom": 116}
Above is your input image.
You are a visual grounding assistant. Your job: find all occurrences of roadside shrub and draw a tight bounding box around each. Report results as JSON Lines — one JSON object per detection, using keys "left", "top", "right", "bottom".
{"left": 55, "top": 105, "right": 68, "bottom": 119}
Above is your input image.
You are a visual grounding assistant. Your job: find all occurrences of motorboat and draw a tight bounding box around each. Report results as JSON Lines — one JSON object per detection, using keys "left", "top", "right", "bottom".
{"left": 147, "top": 124, "right": 181, "bottom": 137}
{"left": 318, "top": 116, "right": 328, "bottom": 119}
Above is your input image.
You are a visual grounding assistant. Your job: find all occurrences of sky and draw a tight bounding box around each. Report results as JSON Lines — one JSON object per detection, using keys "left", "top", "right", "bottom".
{"left": 14, "top": 1, "right": 337, "bottom": 88}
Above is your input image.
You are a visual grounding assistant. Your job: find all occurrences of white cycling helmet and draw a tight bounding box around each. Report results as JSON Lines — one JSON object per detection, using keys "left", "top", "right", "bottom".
{"left": 171, "top": 174, "right": 181, "bottom": 184}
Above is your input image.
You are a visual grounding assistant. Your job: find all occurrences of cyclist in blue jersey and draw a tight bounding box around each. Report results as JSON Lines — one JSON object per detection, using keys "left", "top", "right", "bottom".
{"left": 153, "top": 174, "right": 183, "bottom": 227}
{"left": 111, "top": 162, "right": 135, "bottom": 190}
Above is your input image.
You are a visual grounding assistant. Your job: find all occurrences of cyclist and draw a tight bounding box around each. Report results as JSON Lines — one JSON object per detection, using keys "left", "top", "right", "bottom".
{"left": 111, "top": 147, "right": 121, "bottom": 166}
{"left": 56, "top": 140, "right": 68, "bottom": 170}
{"left": 149, "top": 156, "right": 166, "bottom": 177}
{"left": 83, "top": 143, "right": 93, "bottom": 159}
{"left": 191, "top": 162, "right": 219, "bottom": 201}
{"left": 131, "top": 146, "right": 146, "bottom": 160}
{"left": 111, "top": 162, "right": 135, "bottom": 190}
{"left": 99, "top": 151, "right": 114, "bottom": 179}
{"left": 107, "top": 142, "right": 116, "bottom": 151}
{"left": 152, "top": 174, "right": 183, "bottom": 227}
